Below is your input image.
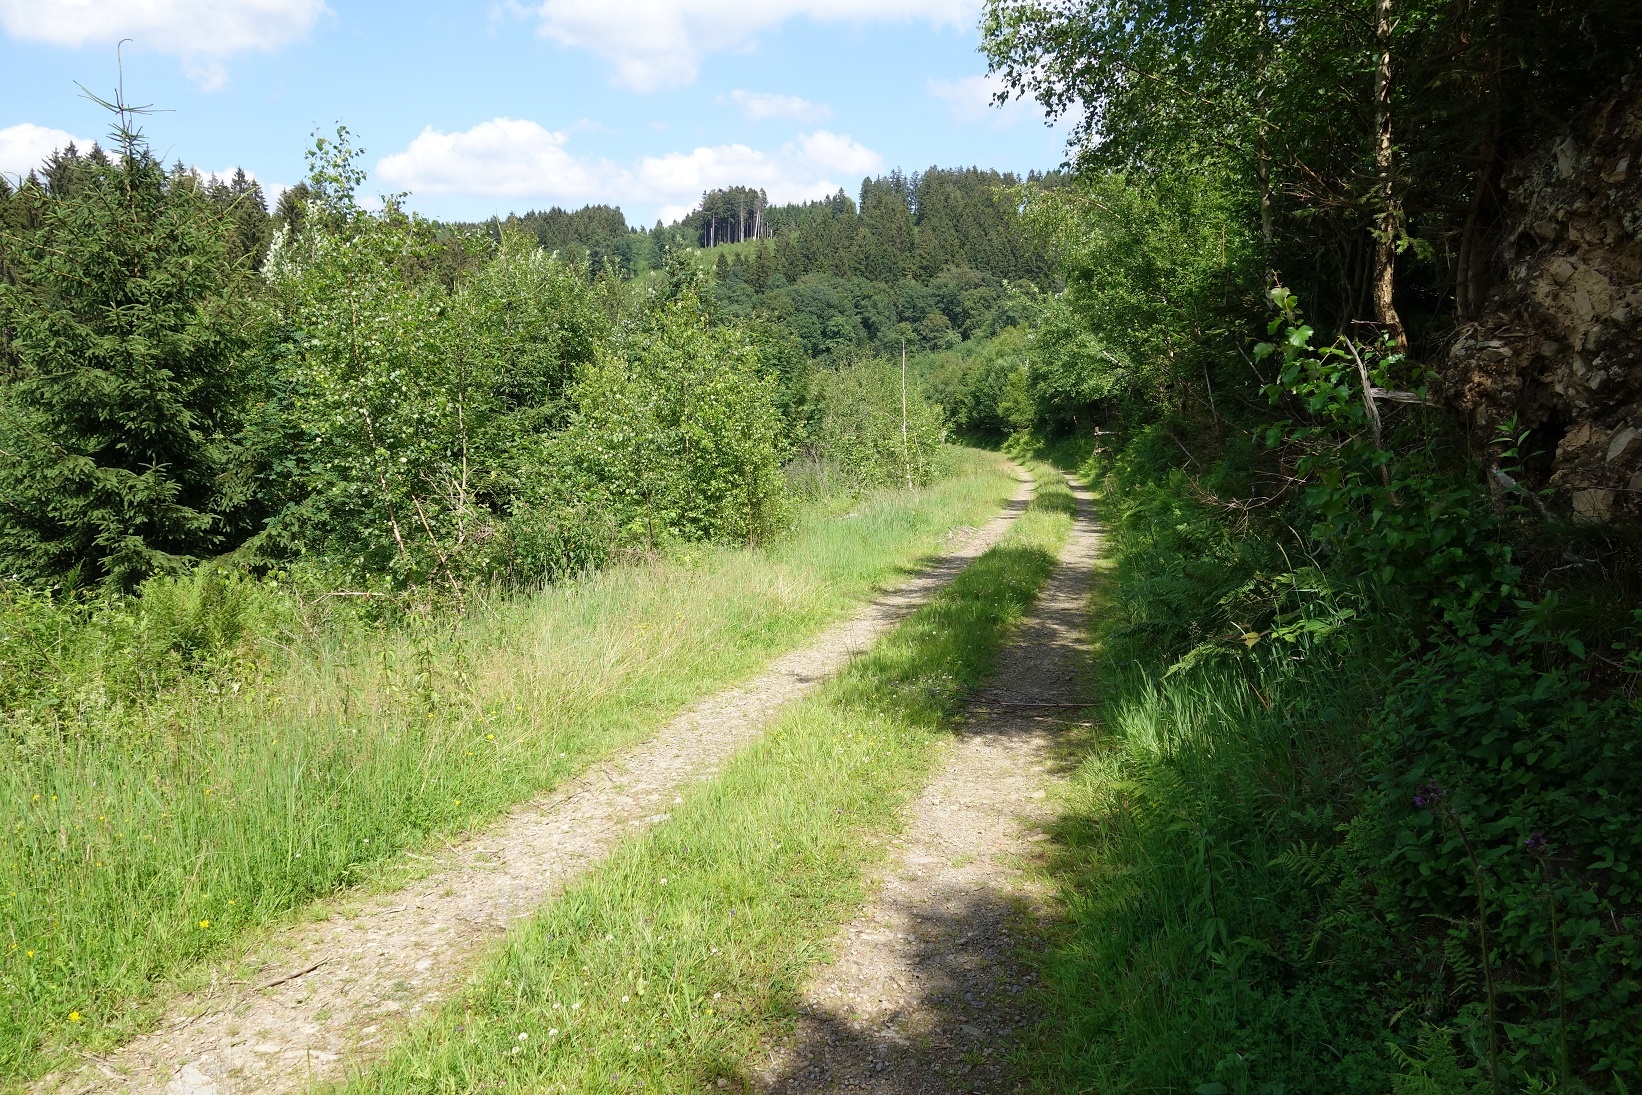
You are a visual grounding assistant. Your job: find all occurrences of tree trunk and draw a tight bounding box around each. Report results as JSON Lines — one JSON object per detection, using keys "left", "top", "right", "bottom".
{"left": 1371, "top": 0, "right": 1408, "bottom": 351}
{"left": 1258, "top": 128, "right": 1274, "bottom": 265}
{"left": 1456, "top": 126, "right": 1499, "bottom": 322}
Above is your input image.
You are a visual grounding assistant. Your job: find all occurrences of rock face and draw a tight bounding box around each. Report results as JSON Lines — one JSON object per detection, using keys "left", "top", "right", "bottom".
{"left": 1442, "top": 77, "right": 1642, "bottom": 522}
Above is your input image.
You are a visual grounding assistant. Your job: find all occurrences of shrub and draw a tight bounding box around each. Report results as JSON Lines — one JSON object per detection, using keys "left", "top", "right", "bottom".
{"left": 526, "top": 291, "right": 787, "bottom": 559}
{"left": 805, "top": 357, "right": 945, "bottom": 492}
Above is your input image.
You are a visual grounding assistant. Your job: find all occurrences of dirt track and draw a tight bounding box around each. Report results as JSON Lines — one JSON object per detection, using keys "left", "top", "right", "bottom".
{"left": 38, "top": 472, "right": 1034, "bottom": 1095}
{"left": 757, "top": 475, "right": 1098, "bottom": 1094}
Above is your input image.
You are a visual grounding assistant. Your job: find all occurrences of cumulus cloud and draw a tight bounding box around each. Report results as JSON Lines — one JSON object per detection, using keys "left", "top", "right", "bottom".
{"left": 378, "top": 119, "right": 611, "bottom": 203}
{"left": 926, "top": 72, "right": 1036, "bottom": 126}
{"left": 0, "top": 122, "right": 94, "bottom": 180}
{"left": 0, "top": 0, "right": 329, "bottom": 88}
{"left": 377, "top": 116, "right": 882, "bottom": 220}
{"left": 532, "top": 0, "right": 979, "bottom": 92}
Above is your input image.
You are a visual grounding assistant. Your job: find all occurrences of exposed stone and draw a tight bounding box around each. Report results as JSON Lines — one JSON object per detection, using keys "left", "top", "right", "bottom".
{"left": 1442, "top": 79, "right": 1642, "bottom": 522}
{"left": 1608, "top": 426, "right": 1642, "bottom": 463}
{"left": 1573, "top": 488, "right": 1616, "bottom": 524}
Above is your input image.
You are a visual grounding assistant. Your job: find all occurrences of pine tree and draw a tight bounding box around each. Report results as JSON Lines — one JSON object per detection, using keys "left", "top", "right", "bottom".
{"left": 0, "top": 109, "right": 251, "bottom": 588}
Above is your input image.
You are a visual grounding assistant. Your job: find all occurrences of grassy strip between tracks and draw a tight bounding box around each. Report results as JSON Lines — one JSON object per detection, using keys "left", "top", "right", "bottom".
{"left": 3, "top": 449, "right": 1019, "bottom": 1084}
{"left": 329, "top": 466, "right": 1075, "bottom": 1094}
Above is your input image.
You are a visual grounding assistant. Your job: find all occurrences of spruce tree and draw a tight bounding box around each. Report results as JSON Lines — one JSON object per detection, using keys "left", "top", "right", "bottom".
{"left": 0, "top": 108, "right": 250, "bottom": 589}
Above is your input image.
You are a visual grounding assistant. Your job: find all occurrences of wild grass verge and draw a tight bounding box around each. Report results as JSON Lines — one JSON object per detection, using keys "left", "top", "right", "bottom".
{"left": 323, "top": 465, "right": 1074, "bottom": 1094}
{"left": 1020, "top": 432, "right": 1640, "bottom": 1094}
{"left": 0, "top": 448, "right": 1016, "bottom": 1084}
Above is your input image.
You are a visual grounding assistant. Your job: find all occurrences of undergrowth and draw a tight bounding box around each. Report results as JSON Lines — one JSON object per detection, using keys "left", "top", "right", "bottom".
{"left": 1023, "top": 402, "right": 1640, "bottom": 1093}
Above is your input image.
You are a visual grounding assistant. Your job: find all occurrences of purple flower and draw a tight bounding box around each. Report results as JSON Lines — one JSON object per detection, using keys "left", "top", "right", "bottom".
{"left": 1525, "top": 832, "right": 1549, "bottom": 855}
{"left": 1412, "top": 779, "right": 1445, "bottom": 809}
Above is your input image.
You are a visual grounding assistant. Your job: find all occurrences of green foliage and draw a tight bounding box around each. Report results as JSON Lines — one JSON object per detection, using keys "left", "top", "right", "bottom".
{"left": 261, "top": 134, "right": 612, "bottom": 589}
{"left": 922, "top": 324, "right": 1037, "bottom": 437}
{"left": 1256, "top": 290, "right": 1519, "bottom": 620}
{"left": 985, "top": 0, "right": 1641, "bottom": 339}
{"left": 973, "top": 2, "right": 1642, "bottom": 1089}
{"left": 1024, "top": 167, "right": 1257, "bottom": 424}
{"left": 802, "top": 358, "right": 945, "bottom": 492}
{"left": 536, "top": 291, "right": 786, "bottom": 556}
{"left": 0, "top": 568, "right": 281, "bottom": 748}
{"left": 0, "top": 133, "right": 253, "bottom": 589}
{"left": 1026, "top": 415, "right": 1640, "bottom": 1091}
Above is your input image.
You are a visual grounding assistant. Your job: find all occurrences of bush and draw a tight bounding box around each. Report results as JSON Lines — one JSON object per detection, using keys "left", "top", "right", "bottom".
{"left": 526, "top": 291, "right": 787, "bottom": 560}
{"left": 803, "top": 357, "right": 945, "bottom": 492}
{"left": 0, "top": 568, "right": 286, "bottom": 749}
{"left": 260, "top": 135, "right": 609, "bottom": 591}
{"left": 1029, "top": 409, "right": 1641, "bottom": 1092}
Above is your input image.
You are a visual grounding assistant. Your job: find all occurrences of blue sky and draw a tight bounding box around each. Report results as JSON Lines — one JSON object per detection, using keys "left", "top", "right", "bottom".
{"left": 0, "top": 1, "right": 1072, "bottom": 226}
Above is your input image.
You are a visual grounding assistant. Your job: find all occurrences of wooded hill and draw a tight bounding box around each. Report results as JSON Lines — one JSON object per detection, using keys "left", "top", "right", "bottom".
{"left": 466, "top": 167, "right": 1057, "bottom": 362}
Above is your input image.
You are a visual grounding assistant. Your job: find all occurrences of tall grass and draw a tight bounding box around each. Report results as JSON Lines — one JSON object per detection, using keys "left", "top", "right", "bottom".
{"left": 0, "top": 448, "right": 1016, "bottom": 1083}
{"left": 1025, "top": 648, "right": 1384, "bottom": 1091}
{"left": 1019, "top": 417, "right": 1642, "bottom": 1092}
{"left": 1011, "top": 437, "right": 1404, "bottom": 1093}
{"left": 328, "top": 464, "right": 1074, "bottom": 1093}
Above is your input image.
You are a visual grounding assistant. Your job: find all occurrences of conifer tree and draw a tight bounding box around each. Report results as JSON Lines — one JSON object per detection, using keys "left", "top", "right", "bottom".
{"left": 0, "top": 103, "right": 250, "bottom": 588}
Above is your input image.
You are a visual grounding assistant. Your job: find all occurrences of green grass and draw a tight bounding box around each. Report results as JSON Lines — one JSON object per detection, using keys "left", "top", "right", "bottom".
{"left": 0, "top": 448, "right": 1017, "bottom": 1083}
{"left": 1013, "top": 442, "right": 1395, "bottom": 1093}
{"left": 326, "top": 464, "right": 1074, "bottom": 1093}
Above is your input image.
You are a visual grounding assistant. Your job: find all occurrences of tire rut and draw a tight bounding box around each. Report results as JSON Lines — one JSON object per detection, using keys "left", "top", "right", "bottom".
{"left": 38, "top": 472, "right": 1036, "bottom": 1095}
{"left": 756, "top": 475, "right": 1099, "bottom": 1094}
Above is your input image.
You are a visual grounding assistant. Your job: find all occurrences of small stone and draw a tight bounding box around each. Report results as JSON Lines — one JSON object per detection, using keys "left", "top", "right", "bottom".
{"left": 165, "top": 1064, "right": 218, "bottom": 1095}
{"left": 1607, "top": 426, "right": 1641, "bottom": 463}
{"left": 1573, "top": 488, "right": 1616, "bottom": 524}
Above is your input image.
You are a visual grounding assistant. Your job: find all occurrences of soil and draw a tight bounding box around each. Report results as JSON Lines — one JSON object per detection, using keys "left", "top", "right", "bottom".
{"left": 37, "top": 472, "right": 1034, "bottom": 1095}
{"left": 755, "top": 475, "right": 1099, "bottom": 1094}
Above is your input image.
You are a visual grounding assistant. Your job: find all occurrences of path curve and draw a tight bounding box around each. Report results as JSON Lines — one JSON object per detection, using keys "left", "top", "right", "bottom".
{"left": 40, "top": 471, "right": 1036, "bottom": 1095}
{"left": 757, "top": 474, "right": 1098, "bottom": 1094}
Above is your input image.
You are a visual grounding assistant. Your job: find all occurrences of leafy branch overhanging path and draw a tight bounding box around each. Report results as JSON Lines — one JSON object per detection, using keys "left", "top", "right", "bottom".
{"left": 38, "top": 472, "right": 1036, "bottom": 1095}
{"left": 759, "top": 475, "right": 1099, "bottom": 1093}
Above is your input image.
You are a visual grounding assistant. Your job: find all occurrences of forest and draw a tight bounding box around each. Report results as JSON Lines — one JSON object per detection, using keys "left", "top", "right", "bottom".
{"left": 3, "top": 0, "right": 1642, "bottom": 1088}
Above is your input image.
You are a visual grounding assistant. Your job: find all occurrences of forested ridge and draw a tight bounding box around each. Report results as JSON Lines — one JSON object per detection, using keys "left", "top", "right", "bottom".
{"left": 3, "top": 1, "right": 1642, "bottom": 1087}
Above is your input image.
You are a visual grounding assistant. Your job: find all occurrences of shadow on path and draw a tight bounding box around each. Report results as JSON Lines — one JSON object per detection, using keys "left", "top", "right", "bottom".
{"left": 757, "top": 476, "right": 1100, "bottom": 1094}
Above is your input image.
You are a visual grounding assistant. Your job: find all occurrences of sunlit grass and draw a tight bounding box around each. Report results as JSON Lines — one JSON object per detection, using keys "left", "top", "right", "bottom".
{"left": 327, "top": 464, "right": 1073, "bottom": 1093}
{"left": 1014, "top": 450, "right": 1384, "bottom": 1094}
{"left": 0, "top": 448, "right": 1017, "bottom": 1084}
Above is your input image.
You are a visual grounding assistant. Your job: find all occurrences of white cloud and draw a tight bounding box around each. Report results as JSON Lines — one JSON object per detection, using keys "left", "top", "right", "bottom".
{"left": 725, "top": 89, "right": 831, "bottom": 123}
{"left": 0, "top": 0, "right": 329, "bottom": 88}
{"left": 0, "top": 123, "right": 95, "bottom": 180}
{"left": 926, "top": 73, "right": 1036, "bottom": 126}
{"left": 532, "top": 0, "right": 980, "bottom": 92}
{"left": 377, "top": 116, "right": 883, "bottom": 220}
{"left": 378, "top": 119, "right": 615, "bottom": 203}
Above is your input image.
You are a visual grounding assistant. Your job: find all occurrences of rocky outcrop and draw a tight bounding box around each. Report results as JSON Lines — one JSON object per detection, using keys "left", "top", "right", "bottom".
{"left": 1443, "top": 76, "right": 1642, "bottom": 523}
